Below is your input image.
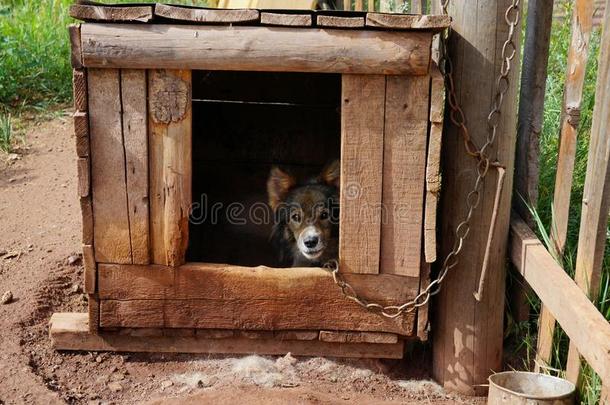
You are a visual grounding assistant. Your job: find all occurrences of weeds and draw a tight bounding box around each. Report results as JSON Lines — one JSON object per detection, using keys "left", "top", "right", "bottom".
{"left": 0, "top": 113, "right": 13, "bottom": 153}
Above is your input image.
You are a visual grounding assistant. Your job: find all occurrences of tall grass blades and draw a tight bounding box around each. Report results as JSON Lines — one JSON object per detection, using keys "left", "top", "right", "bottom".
{"left": 0, "top": 112, "right": 13, "bottom": 153}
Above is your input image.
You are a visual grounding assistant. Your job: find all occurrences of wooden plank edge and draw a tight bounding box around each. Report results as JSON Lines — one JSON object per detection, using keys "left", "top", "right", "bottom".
{"left": 319, "top": 330, "right": 398, "bottom": 344}
{"left": 70, "top": 4, "right": 154, "bottom": 22}
{"left": 316, "top": 15, "right": 365, "bottom": 28}
{"left": 260, "top": 11, "right": 312, "bottom": 27}
{"left": 365, "top": 13, "right": 451, "bottom": 31}
{"left": 509, "top": 215, "right": 610, "bottom": 382}
{"left": 49, "top": 313, "right": 404, "bottom": 359}
{"left": 68, "top": 24, "right": 82, "bottom": 69}
{"left": 154, "top": 4, "right": 260, "bottom": 23}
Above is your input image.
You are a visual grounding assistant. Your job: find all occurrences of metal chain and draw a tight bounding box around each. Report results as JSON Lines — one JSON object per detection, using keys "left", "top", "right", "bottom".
{"left": 323, "top": 0, "right": 521, "bottom": 319}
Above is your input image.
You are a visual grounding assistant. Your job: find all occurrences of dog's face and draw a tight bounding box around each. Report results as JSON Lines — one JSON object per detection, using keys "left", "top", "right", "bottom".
{"left": 267, "top": 161, "right": 339, "bottom": 266}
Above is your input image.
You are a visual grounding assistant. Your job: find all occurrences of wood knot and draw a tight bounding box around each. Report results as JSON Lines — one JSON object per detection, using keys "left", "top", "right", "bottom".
{"left": 150, "top": 70, "right": 189, "bottom": 124}
{"left": 566, "top": 106, "right": 581, "bottom": 128}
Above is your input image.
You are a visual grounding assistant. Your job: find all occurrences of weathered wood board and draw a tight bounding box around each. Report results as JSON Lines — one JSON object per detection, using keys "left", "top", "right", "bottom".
{"left": 98, "top": 263, "right": 418, "bottom": 336}
{"left": 88, "top": 68, "right": 132, "bottom": 264}
{"left": 50, "top": 313, "right": 405, "bottom": 359}
{"left": 148, "top": 69, "right": 192, "bottom": 267}
{"left": 339, "top": 75, "right": 385, "bottom": 274}
{"left": 380, "top": 75, "right": 429, "bottom": 276}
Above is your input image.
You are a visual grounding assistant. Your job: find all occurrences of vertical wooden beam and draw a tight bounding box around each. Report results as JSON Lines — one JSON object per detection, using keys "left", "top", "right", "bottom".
{"left": 432, "top": 0, "right": 521, "bottom": 395}
{"left": 355, "top": 0, "right": 363, "bottom": 11}
{"left": 551, "top": 0, "right": 594, "bottom": 255}
{"left": 148, "top": 70, "right": 192, "bottom": 267}
{"left": 88, "top": 68, "right": 133, "bottom": 264}
{"left": 121, "top": 69, "right": 150, "bottom": 265}
{"left": 339, "top": 74, "right": 385, "bottom": 275}
{"left": 344, "top": 0, "right": 351, "bottom": 10}
{"left": 368, "top": 0, "right": 375, "bottom": 11}
{"left": 514, "top": 0, "right": 554, "bottom": 226}
{"left": 424, "top": 66, "right": 445, "bottom": 264}
{"left": 380, "top": 75, "right": 429, "bottom": 277}
{"left": 565, "top": 0, "right": 610, "bottom": 382}
{"left": 512, "top": 0, "right": 555, "bottom": 360}
{"left": 68, "top": 24, "right": 82, "bottom": 69}
{"left": 411, "top": 0, "right": 426, "bottom": 13}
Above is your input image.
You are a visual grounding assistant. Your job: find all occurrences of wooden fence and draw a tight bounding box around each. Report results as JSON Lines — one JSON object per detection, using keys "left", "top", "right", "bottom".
{"left": 514, "top": 0, "right": 610, "bottom": 401}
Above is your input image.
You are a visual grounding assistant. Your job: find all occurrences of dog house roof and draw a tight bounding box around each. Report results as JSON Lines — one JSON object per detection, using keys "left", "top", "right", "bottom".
{"left": 70, "top": 2, "right": 450, "bottom": 31}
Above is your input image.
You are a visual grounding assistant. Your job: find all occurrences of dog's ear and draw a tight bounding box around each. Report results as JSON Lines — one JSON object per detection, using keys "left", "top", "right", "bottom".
{"left": 319, "top": 159, "right": 340, "bottom": 189}
{"left": 267, "top": 166, "right": 296, "bottom": 211}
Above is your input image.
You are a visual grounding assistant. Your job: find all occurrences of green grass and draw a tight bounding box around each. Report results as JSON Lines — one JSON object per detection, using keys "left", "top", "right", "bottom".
{"left": 515, "top": 2, "right": 609, "bottom": 404}
{"left": 0, "top": 112, "right": 13, "bottom": 152}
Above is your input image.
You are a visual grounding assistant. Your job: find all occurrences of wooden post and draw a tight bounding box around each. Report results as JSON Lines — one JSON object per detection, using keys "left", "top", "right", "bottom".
{"left": 411, "top": 0, "right": 426, "bottom": 13}
{"left": 565, "top": 0, "right": 610, "bottom": 383}
{"left": 432, "top": 0, "right": 521, "bottom": 395}
{"left": 512, "top": 0, "right": 554, "bottom": 358}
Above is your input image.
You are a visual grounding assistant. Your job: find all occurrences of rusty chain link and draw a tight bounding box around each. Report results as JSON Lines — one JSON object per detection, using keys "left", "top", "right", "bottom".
{"left": 323, "top": 0, "right": 521, "bottom": 319}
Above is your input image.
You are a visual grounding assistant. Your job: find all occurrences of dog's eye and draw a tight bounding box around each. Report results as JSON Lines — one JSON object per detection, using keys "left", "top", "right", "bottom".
{"left": 291, "top": 212, "right": 301, "bottom": 223}
{"left": 319, "top": 210, "right": 329, "bottom": 220}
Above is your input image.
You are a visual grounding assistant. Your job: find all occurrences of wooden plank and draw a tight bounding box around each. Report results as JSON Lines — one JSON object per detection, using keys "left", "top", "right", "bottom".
{"left": 121, "top": 69, "right": 149, "bottom": 265}
{"left": 80, "top": 197, "right": 93, "bottom": 245}
{"left": 76, "top": 157, "right": 89, "bottom": 198}
{"left": 417, "top": 261, "right": 431, "bottom": 341}
{"left": 355, "top": 0, "right": 364, "bottom": 11}
{"left": 50, "top": 313, "right": 405, "bottom": 359}
{"left": 88, "top": 68, "right": 132, "bottom": 264}
{"left": 319, "top": 331, "right": 398, "bottom": 344}
{"left": 534, "top": 306, "right": 556, "bottom": 373}
{"left": 509, "top": 216, "right": 610, "bottom": 383}
{"left": 275, "top": 330, "right": 319, "bottom": 341}
{"left": 97, "top": 263, "right": 419, "bottom": 336}
{"left": 380, "top": 75, "right": 429, "bottom": 276}
{"left": 83, "top": 244, "right": 96, "bottom": 294}
{"left": 73, "top": 111, "right": 89, "bottom": 158}
{"left": 88, "top": 295, "right": 100, "bottom": 334}
{"left": 154, "top": 4, "right": 259, "bottom": 23}
{"left": 432, "top": 0, "right": 521, "bottom": 395}
{"left": 68, "top": 24, "right": 82, "bottom": 69}
{"left": 195, "top": 329, "right": 234, "bottom": 339}
{"left": 260, "top": 11, "right": 312, "bottom": 26}
{"left": 551, "top": 0, "right": 594, "bottom": 256}
{"left": 339, "top": 75, "right": 385, "bottom": 274}
{"left": 411, "top": 0, "right": 426, "bottom": 13}
{"left": 424, "top": 68, "right": 445, "bottom": 263}
{"left": 365, "top": 13, "right": 450, "bottom": 30}
{"left": 368, "top": 0, "right": 375, "bottom": 11}
{"left": 148, "top": 70, "right": 192, "bottom": 267}
{"left": 80, "top": 24, "right": 433, "bottom": 76}
{"left": 565, "top": 1, "right": 610, "bottom": 381}
{"left": 69, "top": 4, "right": 153, "bottom": 22}
{"left": 317, "top": 15, "right": 365, "bottom": 28}
{"left": 72, "top": 69, "right": 88, "bottom": 113}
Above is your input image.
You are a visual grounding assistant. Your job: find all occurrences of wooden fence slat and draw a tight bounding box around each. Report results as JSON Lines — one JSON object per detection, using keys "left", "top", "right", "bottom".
{"left": 88, "top": 68, "right": 132, "bottom": 264}
{"left": 260, "top": 12, "right": 312, "bottom": 27}
{"left": 148, "top": 70, "right": 192, "bottom": 267}
{"left": 365, "top": 14, "right": 451, "bottom": 30}
{"left": 339, "top": 75, "right": 385, "bottom": 274}
{"left": 510, "top": 216, "right": 610, "bottom": 384}
{"left": 565, "top": 0, "right": 610, "bottom": 382}
{"left": 319, "top": 330, "right": 398, "bottom": 344}
{"left": 72, "top": 69, "right": 88, "bottom": 113}
{"left": 317, "top": 15, "right": 365, "bottom": 28}
{"left": 411, "top": 0, "right": 426, "bottom": 13}
{"left": 551, "top": 0, "right": 594, "bottom": 256}
{"left": 121, "top": 69, "right": 150, "bottom": 265}
{"left": 83, "top": 244, "right": 96, "bottom": 294}
{"left": 380, "top": 75, "right": 429, "bottom": 276}
{"left": 68, "top": 24, "right": 82, "bottom": 69}
{"left": 368, "top": 0, "right": 375, "bottom": 11}
{"left": 355, "top": 0, "right": 364, "bottom": 11}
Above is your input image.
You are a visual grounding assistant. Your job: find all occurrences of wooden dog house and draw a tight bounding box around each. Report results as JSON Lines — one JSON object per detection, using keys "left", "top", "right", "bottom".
{"left": 50, "top": 2, "right": 450, "bottom": 359}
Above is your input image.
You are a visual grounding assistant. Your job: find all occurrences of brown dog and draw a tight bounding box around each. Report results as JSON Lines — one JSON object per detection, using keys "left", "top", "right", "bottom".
{"left": 267, "top": 161, "right": 339, "bottom": 267}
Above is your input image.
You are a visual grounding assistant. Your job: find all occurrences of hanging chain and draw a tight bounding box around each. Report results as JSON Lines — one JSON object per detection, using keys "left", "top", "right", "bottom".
{"left": 323, "top": 0, "right": 521, "bottom": 319}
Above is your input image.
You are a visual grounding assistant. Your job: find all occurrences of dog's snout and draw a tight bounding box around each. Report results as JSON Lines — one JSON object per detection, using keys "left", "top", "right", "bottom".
{"left": 304, "top": 236, "right": 319, "bottom": 249}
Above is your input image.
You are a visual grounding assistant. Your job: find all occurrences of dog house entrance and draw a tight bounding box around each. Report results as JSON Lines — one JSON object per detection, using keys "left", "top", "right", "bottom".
{"left": 188, "top": 71, "right": 341, "bottom": 267}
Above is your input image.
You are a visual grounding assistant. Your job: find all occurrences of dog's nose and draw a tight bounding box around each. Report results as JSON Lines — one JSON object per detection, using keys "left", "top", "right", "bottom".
{"left": 304, "top": 236, "right": 319, "bottom": 249}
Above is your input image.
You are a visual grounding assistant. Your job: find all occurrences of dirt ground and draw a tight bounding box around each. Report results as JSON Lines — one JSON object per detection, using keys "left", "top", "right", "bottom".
{"left": 0, "top": 114, "right": 485, "bottom": 404}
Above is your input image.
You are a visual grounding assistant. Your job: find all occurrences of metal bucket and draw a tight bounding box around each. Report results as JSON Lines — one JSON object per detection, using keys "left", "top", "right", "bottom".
{"left": 488, "top": 371, "right": 576, "bottom": 404}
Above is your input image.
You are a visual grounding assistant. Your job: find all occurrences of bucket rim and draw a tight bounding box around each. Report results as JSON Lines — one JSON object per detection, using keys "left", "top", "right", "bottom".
{"left": 488, "top": 371, "right": 576, "bottom": 400}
